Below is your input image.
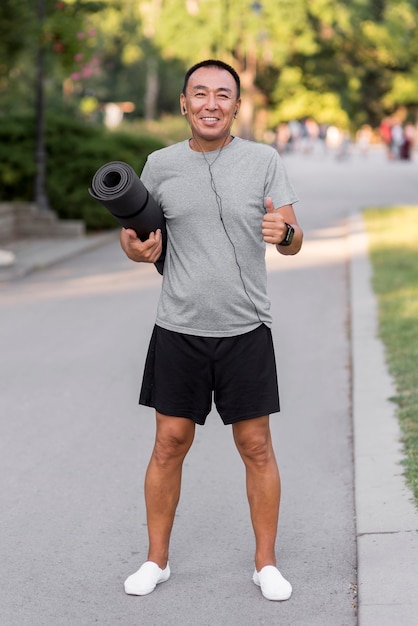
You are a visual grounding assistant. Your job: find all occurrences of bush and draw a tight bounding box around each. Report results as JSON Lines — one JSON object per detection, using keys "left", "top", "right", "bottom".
{"left": 0, "top": 115, "right": 37, "bottom": 200}
{"left": 0, "top": 113, "right": 165, "bottom": 230}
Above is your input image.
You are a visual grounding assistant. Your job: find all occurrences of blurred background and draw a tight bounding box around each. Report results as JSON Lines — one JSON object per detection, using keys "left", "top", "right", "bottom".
{"left": 1, "top": 0, "right": 417, "bottom": 232}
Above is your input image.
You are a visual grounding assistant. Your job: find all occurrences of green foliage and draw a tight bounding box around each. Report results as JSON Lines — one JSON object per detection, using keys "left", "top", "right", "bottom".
{"left": 126, "top": 115, "right": 191, "bottom": 145}
{"left": 0, "top": 0, "right": 34, "bottom": 67}
{"left": 2, "top": 0, "right": 418, "bottom": 152}
{"left": 126, "top": 0, "right": 418, "bottom": 128}
{"left": 0, "top": 115, "right": 37, "bottom": 199}
{"left": 364, "top": 206, "right": 418, "bottom": 507}
{"left": 0, "top": 113, "right": 164, "bottom": 230}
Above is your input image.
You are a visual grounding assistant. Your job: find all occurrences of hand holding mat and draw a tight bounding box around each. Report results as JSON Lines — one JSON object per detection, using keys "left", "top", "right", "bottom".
{"left": 89, "top": 161, "right": 166, "bottom": 275}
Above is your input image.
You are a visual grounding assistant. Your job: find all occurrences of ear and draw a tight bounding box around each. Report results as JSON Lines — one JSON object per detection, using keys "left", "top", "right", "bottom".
{"left": 234, "top": 98, "right": 241, "bottom": 118}
{"left": 180, "top": 94, "right": 187, "bottom": 116}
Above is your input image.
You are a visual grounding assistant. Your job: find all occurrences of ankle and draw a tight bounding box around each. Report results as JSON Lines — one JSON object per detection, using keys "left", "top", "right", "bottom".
{"left": 147, "top": 551, "right": 169, "bottom": 570}
{"left": 255, "top": 556, "right": 277, "bottom": 572}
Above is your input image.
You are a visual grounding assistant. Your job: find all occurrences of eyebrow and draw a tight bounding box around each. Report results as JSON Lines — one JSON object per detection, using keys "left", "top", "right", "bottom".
{"left": 191, "top": 84, "right": 233, "bottom": 94}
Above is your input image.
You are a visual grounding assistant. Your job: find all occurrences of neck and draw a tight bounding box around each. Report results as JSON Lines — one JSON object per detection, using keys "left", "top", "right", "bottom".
{"left": 189, "top": 134, "right": 233, "bottom": 153}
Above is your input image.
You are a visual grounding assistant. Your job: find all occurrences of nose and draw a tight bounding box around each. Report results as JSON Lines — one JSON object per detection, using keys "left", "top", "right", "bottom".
{"left": 205, "top": 92, "right": 218, "bottom": 109}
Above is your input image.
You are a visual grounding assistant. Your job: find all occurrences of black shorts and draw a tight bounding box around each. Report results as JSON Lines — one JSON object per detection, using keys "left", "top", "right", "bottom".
{"left": 139, "top": 324, "right": 280, "bottom": 425}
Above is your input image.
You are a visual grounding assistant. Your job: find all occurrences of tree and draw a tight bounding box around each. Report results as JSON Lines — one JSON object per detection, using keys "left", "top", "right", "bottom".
{"left": 3, "top": 0, "right": 418, "bottom": 152}
{"left": 146, "top": 0, "right": 322, "bottom": 137}
{"left": 1, "top": 0, "right": 103, "bottom": 209}
{"left": 0, "top": 0, "right": 36, "bottom": 114}
{"left": 53, "top": 0, "right": 418, "bottom": 133}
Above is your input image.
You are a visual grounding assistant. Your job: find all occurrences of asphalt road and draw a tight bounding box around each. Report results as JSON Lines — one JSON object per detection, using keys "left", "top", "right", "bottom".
{"left": 1, "top": 145, "right": 416, "bottom": 625}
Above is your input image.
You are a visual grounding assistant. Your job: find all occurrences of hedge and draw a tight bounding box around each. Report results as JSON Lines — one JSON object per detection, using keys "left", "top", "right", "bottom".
{"left": 0, "top": 113, "right": 165, "bottom": 230}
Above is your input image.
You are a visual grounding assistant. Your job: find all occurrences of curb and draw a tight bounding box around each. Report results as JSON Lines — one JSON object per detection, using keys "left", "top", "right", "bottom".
{"left": 0, "top": 231, "right": 119, "bottom": 283}
{"left": 349, "top": 213, "right": 418, "bottom": 625}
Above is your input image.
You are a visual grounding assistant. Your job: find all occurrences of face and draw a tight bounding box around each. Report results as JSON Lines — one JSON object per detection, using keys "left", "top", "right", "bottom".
{"left": 180, "top": 66, "right": 241, "bottom": 151}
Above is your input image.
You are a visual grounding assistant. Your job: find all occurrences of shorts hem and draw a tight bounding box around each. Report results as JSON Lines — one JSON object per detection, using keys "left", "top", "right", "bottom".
{"left": 222, "top": 406, "right": 280, "bottom": 425}
{"left": 138, "top": 401, "right": 280, "bottom": 426}
{"left": 140, "top": 400, "right": 208, "bottom": 425}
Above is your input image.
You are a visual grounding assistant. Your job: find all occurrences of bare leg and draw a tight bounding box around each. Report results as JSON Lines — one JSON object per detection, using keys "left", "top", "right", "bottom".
{"left": 145, "top": 412, "right": 196, "bottom": 568}
{"left": 232, "top": 415, "right": 281, "bottom": 571}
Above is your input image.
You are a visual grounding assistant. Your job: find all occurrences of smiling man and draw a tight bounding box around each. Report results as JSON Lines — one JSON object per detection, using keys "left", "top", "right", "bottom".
{"left": 120, "top": 59, "right": 303, "bottom": 602}
{"left": 180, "top": 62, "right": 240, "bottom": 151}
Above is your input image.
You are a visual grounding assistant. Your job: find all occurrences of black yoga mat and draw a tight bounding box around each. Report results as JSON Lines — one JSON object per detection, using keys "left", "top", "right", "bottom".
{"left": 89, "top": 161, "right": 166, "bottom": 275}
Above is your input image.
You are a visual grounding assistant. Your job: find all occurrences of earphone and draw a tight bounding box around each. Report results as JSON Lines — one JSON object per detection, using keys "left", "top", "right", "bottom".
{"left": 198, "top": 143, "right": 262, "bottom": 325}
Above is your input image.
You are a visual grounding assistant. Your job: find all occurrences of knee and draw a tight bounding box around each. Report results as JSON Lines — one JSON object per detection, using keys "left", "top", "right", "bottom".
{"left": 152, "top": 421, "right": 194, "bottom": 467}
{"left": 235, "top": 431, "right": 273, "bottom": 469}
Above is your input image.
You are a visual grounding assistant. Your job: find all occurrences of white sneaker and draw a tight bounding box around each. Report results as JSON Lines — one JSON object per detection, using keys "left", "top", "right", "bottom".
{"left": 124, "top": 561, "right": 170, "bottom": 596}
{"left": 253, "top": 565, "right": 292, "bottom": 601}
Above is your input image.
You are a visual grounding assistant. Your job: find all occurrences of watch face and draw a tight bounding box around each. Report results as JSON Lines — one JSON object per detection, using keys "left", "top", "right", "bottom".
{"left": 281, "top": 223, "right": 294, "bottom": 246}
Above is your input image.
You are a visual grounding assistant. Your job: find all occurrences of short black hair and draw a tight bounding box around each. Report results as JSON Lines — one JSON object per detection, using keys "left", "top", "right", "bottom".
{"left": 182, "top": 59, "right": 241, "bottom": 99}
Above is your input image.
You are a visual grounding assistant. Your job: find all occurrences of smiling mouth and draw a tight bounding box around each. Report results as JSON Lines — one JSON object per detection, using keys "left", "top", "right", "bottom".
{"left": 201, "top": 117, "right": 219, "bottom": 122}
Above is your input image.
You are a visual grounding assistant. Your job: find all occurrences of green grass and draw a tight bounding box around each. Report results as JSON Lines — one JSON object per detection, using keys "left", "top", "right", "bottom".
{"left": 363, "top": 206, "right": 418, "bottom": 507}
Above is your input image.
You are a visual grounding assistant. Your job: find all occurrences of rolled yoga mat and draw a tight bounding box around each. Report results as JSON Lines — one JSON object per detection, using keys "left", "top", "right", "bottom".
{"left": 89, "top": 161, "right": 166, "bottom": 275}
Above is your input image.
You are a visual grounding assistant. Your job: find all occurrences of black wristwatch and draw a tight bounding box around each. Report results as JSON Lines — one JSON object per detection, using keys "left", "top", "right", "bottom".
{"left": 279, "top": 223, "right": 294, "bottom": 246}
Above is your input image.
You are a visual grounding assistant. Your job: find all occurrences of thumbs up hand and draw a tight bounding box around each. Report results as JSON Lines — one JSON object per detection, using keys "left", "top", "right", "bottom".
{"left": 262, "top": 197, "right": 288, "bottom": 245}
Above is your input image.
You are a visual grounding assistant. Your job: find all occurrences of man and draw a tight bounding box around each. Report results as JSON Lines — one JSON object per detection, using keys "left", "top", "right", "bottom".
{"left": 120, "top": 59, "right": 303, "bottom": 602}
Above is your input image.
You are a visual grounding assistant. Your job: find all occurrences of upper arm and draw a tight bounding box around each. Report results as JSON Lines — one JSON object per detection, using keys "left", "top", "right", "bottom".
{"left": 276, "top": 204, "right": 299, "bottom": 226}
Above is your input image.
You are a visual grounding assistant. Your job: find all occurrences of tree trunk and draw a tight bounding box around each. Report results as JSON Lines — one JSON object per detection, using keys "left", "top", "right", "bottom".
{"left": 34, "top": 0, "right": 50, "bottom": 212}
{"left": 144, "top": 56, "right": 159, "bottom": 121}
{"left": 236, "top": 50, "right": 257, "bottom": 141}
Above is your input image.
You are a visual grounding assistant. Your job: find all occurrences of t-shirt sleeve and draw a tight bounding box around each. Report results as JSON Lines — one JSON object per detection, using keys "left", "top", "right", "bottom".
{"left": 265, "top": 150, "right": 299, "bottom": 209}
{"left": 139, "top": 159, "right": 153, "bottom": 191}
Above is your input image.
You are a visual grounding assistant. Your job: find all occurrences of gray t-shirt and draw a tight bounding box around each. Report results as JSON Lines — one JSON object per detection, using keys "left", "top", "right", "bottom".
{"left": 140, "top": 137, "right": 298, "bottom": 337}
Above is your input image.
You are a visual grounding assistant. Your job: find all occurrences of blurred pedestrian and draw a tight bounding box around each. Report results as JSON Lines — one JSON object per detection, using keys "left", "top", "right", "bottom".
{"left": 356, "top": 124, "right": 372, "bottom": 156}
{"left": 390, "top": 119, "right": 404, "bottom": 159}
{"left": 400, "top": 123, "right": 415, "bottom": 160}
{"left": 379, "top": 117, "right": 393, "bottom": 159}
{"left": 273, "top": 122, "right": 291, "bottom": 154}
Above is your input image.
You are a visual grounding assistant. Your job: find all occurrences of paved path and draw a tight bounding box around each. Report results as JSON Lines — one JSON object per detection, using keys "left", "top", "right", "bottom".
{"left": 0, "top": 145, "right": 417, "bottom": 625}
